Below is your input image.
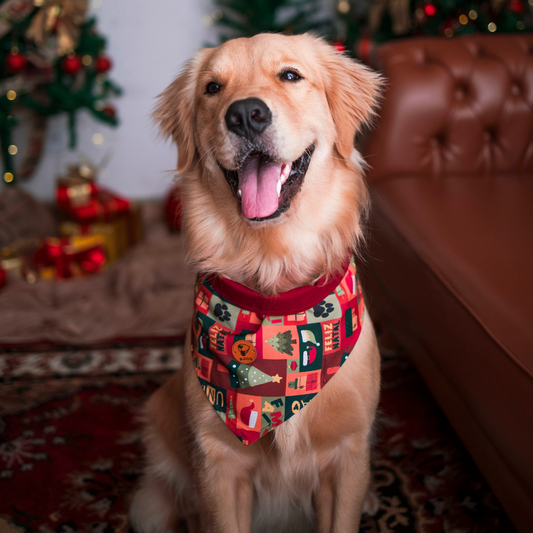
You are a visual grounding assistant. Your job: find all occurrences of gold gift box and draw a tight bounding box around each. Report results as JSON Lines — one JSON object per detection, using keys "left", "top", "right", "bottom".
{"left": 59, "top": 203, "right": 142, "bottom": 263}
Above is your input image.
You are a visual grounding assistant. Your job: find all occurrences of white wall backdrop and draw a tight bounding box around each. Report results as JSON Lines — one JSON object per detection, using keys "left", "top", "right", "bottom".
{"left": 16, "top": 0, "right": 216, "bottom": 200}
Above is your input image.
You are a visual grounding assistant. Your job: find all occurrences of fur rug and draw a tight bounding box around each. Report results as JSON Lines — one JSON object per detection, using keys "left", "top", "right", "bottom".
{"left": 0, "top": 199, "right": 195, "bottom": 345}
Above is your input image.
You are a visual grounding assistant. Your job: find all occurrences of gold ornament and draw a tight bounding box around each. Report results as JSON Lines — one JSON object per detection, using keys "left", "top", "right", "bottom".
{"left": 26, "top": 0, "right": 88, "bottom": 56}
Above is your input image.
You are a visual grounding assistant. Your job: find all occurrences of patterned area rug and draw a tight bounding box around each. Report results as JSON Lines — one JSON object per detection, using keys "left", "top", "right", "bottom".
{"left": 0, "top": 341, "right": 516, "bottom": 533}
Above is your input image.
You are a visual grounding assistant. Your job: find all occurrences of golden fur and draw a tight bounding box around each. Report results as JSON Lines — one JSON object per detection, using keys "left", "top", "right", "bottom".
{"left": 131, "top": 33, "right": 382, "bottom": 533}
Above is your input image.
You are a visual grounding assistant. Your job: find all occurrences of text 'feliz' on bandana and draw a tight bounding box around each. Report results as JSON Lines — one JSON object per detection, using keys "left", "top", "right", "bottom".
{"left": 191, "top": 256, "right": 364, "bottom": 446}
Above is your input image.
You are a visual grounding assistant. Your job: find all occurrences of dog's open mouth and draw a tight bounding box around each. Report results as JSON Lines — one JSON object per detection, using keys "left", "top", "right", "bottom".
{"left": 218, "top": 144, "right": 315, "bottom": 221}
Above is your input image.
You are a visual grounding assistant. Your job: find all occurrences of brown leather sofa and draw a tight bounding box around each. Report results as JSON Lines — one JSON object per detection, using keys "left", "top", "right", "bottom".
{"left": 361, "top": 34, "right": 533, "bottom": 533}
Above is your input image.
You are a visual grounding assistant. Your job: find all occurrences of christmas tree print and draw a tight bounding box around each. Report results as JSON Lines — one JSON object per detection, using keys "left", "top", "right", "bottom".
{"left": 267, "top": 330, "right": 296, "bottom": 356}
{"left": 228, "top": 397, "right": 235, "bottom": 419}
{"left": 228, "top": 361, "right": 277, "bottom": 389}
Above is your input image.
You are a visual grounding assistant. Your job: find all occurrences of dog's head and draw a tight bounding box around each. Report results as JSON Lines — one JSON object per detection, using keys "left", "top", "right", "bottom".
{"left": 155, "top": 33, "right": 381, "bottom": 223}
{"left": 155, "top": 33, "right": 381, "bottom": 293}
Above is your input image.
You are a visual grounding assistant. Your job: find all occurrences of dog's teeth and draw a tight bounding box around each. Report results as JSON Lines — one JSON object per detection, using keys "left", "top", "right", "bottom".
{"left": 276, "top": 180, "right": 281, "bottom": 198}
{"left": 238, "top": 190, "right": 242, "bottom": 198}
{"left": 281, "top": 163, "right": 291, "bottom": 184}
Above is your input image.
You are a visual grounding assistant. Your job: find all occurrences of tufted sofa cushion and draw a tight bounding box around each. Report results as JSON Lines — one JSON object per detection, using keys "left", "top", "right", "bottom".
{"left": 365, "top": 34, "right": 533, "bottom": 181}
{"left": 362, "top": 34, "right": 533, "bottom": 533}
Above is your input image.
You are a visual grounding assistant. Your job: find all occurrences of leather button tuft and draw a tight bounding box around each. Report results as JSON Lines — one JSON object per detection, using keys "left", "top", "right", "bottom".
{"left": 483, "top": 130, "right": 495, "bottom": 142}
{"left": 455, "top": 85, "right": 468, "bottom": 100}
{"left": 511, "top": 82, "right": 522, "bottom": 96}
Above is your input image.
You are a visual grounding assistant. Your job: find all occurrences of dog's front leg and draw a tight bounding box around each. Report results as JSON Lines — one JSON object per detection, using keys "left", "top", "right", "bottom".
{"left": 314, "top": 445, "right": 371, "bottom": 533}
{"left": 196, "top": 459, "right": 253, "bottom": 533}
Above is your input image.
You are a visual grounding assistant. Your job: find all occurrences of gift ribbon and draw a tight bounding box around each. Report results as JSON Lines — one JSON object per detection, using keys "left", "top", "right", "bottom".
{"left": 57, "top": 181, "right": 130, "bottom": 222}
{"left": 34, "top": 237, "right": 105, "bottom": 279}
{"left": 70, "top": 190, "right": 130, "bottom": 222}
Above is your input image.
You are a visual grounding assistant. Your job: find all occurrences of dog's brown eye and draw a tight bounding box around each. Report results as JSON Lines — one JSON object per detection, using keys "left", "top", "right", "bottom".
{"left": 280, "top": 70, "right": 302, "bottom": 82}
{"left": 205, "top": 82, "right": 221, "bottom": 95}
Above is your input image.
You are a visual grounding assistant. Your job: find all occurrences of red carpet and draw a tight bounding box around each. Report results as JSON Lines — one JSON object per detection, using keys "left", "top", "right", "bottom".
{"left": 0, "top": 341, "right": 516, "bottom": 532}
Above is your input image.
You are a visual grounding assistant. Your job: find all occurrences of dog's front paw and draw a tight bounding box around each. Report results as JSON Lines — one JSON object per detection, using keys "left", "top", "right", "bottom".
{"left": 130, "top": 484, "right": 175, "bottom": 533}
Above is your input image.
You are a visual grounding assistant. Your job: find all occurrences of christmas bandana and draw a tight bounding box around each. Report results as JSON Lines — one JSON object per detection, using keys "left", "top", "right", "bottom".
{"left": 192, "top": 256, "right": 365, "bottom": 446}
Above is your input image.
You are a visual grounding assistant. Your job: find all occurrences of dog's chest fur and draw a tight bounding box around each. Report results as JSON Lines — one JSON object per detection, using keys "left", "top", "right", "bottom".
{"left": 251, "top": 414, "right": 319, "bottom": 533}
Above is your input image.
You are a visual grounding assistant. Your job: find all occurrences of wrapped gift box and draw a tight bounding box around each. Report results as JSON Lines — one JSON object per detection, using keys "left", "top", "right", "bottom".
{"left": 34, "top": 236, "right": 106, "bottom": 280}
{"left": 0, "top": 238, "right": 40, "bottom": 285}
{"left": 59, "top": 203, "right": 142, "bottom": 263}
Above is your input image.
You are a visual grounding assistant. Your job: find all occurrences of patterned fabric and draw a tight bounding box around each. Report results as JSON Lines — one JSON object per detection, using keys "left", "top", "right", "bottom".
{"left": 192, "top": 256, "right": 364, "bottom": 446}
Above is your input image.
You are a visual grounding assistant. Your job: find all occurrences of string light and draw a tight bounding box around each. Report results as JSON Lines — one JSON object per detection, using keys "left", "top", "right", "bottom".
{"left": 92, "top": 133, "right": 103, "bottom": 145}
{"left": 7, "top": 90, "right": 16, "bottom": 100}
{"left": 469, "top": 10, "right": 478, "bottom": 20}
{"left": 444, "top": 28, "right": 454, "bottom": 37}
{"left": 202, "top": 15, "right": 213, "bottom": 26}
{"left": 488, "top": 22, "right": 497, "bottom": 32}
{"left": 8, "top": 145, "right": 17, "bottom": 155}
{"left": 212, "top": 9, "right": 223, "bottom": 20}
{"left": 4, "top": 172, "right": 14, "bottom": 183}
{"left": 517, "top": 21, "right": 525, "bottom": 29}
{"left": 459, "top": 14, "right": 468, "bottom": 25}
{"left": 338, "top": 1, "right": 350, "bottom": 14}
{"left": 82, "top": 55, "right": 93, "bottom": 66}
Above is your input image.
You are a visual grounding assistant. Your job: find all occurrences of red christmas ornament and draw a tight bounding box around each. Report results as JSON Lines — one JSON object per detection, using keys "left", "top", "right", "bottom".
{"left": 333, "top": 40, "right": 345, "bottom": 53}
{"left": 424, "top": 3, "right": 437, "bottom": 17}
{"left": 164, "top": 185, "right": 184, "bottom": 232}
{"left": 95, "top": 55, "right": 112, "bottom": 73}
{"left": 510, "top": 0, "right": 525, "bottom": 14}
{"left": 61, "top": 55, "right": 82, "bottom": 75}
{"left": 102, "top": 104, "right": 116, "bottom": 118}
{"left": 5, "top": 51, "right": 27, "bottom": 74}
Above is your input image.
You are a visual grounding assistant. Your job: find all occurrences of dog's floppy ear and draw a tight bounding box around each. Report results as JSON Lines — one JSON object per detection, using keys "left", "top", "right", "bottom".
{"left": 320, "top": 43, "right": 382, "bottom": 161}
{"left": 153, "top": 49, "right": 211, "bottom": 173}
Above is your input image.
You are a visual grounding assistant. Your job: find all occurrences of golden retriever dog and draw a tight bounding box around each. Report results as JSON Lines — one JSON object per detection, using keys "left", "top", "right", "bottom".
{"left": 130, "top": 33, "right": 382, "bottom": 533}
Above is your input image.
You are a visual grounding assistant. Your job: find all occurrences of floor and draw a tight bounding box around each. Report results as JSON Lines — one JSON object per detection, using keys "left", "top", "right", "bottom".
{"left": 0, "top": 339, "right": 516, "bottom": 532}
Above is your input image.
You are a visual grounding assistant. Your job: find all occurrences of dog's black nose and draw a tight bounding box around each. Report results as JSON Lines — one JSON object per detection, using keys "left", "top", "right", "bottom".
{"left": 225, "top": 98, "right": 272, "bottom": 139}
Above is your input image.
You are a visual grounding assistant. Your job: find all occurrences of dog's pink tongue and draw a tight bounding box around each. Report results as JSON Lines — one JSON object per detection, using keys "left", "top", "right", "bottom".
{"left": 239, "top": 155, "right": 283, "bottom": 219}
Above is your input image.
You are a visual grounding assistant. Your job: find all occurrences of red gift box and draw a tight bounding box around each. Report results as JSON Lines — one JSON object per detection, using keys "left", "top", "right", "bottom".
{"left": 34, "top": 237, "right": 106, "bottom": 279}
{"left": 57, "top": 181, "right": 131, "bottom": 223}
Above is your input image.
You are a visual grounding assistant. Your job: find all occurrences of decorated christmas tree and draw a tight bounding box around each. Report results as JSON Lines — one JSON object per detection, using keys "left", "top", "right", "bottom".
{"left": 228, "top": 397, "right": 236, "bottom": 419}
{"left": 267, "top": 330, "right": 296, "bottom": 356}
{"left": 337, "top": 0, "right": 533, "bottom": 61}
{"left": 0, "top": 0, "right": 121, "bottom": 186}
{"left": 228, "top": 360, "right": 278, "bottom": 388}
{"left": 208, "top": 0, "right": 533, "bottom": 63}
{"left": 210, "top": 0, "right": 334, "bottom": 41}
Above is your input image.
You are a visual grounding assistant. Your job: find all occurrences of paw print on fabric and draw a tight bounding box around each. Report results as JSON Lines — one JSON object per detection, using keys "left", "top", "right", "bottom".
{"left": 214, "top": 303, "right": 231, "bottom": 322}
{"left": 313, "top": 300, "right": 334, "bottom": 318}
